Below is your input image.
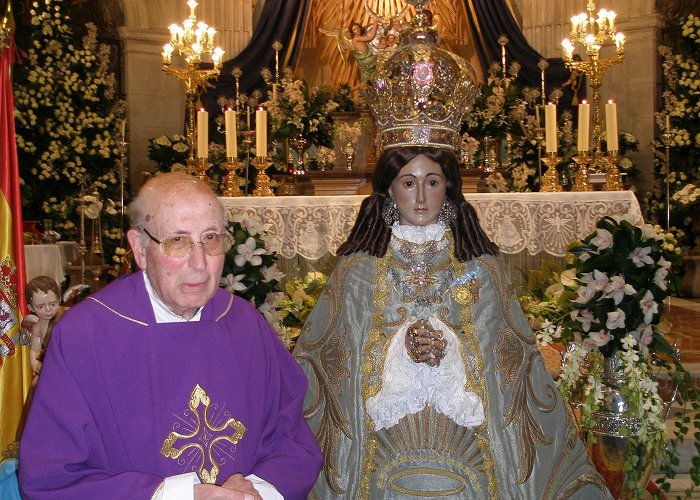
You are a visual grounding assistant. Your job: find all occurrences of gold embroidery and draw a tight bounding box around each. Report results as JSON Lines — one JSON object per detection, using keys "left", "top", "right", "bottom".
{"left": 87, "top": 297, "right": 149, "bottom": 326}
{"left": 294, "top": 255, "right": 356, "bottom": 494}
{"left": 467, "top": 277, "right": 482, "bottom": 303}
{"left": 455, "top": 256, "right": 499, "bottom": 499}
{"left": 452, "top": 284, "right": 471, "bottom": 304}
{"left": 388, "top": 468, "right": 467, "bottom": 496}
{"left": 161, "top": 384, "right": 246, "bottom": 484}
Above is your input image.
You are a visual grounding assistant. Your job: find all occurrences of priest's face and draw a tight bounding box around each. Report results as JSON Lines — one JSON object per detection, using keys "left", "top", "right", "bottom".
{"left": 388, "top": 154, "right": 447, "bottom": 226}
{"left": 129, "top": 186, "right": 226, "bottom": 319}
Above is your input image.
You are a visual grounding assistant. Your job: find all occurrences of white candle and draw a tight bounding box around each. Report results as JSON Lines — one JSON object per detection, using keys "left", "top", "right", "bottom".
{"left": 577, "top": 101, "right": 590, "bottom": 151}
{"left": 605, "top": 100, "right": 618, "bottom": 151}
{"left": 224, "top": 109, "right": 237, "bottom": 158}
{"left": 120, "top": 119, "right": 126, "bottom": 142}
{"left": 666, "top": 114, "right": 670, "bottom": 131}
{"left": 246, "top": 106, "right": 251, "bottom": 130}
{"left": 255, "top": 107, "right": 267, "bottom": 157}
{"left": 197, "top": 108, "right": 208, "bottom": 159}
{"left": 545, "top": 103, "right": 557, "bottom": 152}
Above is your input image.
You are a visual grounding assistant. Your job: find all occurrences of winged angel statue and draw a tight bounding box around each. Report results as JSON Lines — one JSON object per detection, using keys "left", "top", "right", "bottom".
{"left": 318, "top": 0, "right": 462, "bottom": 87}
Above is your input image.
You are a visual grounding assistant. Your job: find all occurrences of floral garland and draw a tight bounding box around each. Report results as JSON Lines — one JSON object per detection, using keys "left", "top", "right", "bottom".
{"left": 519, "top": 214, "right": 696, "bottom": 496}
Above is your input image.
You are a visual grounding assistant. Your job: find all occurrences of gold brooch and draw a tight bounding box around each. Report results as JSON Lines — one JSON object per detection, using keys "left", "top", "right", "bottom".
{"left": 452, "top": 285, "right": 472, "bottom": 304}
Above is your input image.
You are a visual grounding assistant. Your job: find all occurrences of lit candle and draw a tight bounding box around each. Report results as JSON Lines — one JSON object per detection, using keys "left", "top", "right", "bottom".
{"left": 605, "top": 100, "right": 618, "bottom": 151}
{"left": 224, "top": 108, "right": 237, "bottom": 158}
{"left": 255, "top": 107, "right": 267, "bottom": 157}
{"left": 197, "top": 108, "right": 208, "bottom": 159}
{"left": 246, "top": 106, "right": 251, "bottom": 130}
{"left": 577, "top": 100, "right": 590, "bottom": 151}
{"left": 545, "top": 103, "right": 557, "bottom": 153}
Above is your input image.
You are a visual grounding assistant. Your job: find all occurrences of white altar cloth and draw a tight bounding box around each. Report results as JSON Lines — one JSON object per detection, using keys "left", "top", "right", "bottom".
{"left": 220, "top": 191, "right": 643, "bottom": 261}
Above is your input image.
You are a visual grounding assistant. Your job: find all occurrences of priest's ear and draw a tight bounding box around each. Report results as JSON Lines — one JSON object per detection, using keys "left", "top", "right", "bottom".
{"left": 126, "top": 228, "right": 148, "bottom": 270}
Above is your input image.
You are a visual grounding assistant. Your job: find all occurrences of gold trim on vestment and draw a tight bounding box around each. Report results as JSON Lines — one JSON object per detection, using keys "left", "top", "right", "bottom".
{"left": 214, "top": 293, "right": 234, "bottom": 321}
{"left": 86, "top": 297, "right": 149, "bottom": 326}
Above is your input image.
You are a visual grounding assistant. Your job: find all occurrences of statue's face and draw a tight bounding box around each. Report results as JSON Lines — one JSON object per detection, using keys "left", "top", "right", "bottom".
{"left": 29, "top": 290, "right": 59, "bottom": 321}
{"left": 389, "top": 154, "right": 446, "bottom": 227}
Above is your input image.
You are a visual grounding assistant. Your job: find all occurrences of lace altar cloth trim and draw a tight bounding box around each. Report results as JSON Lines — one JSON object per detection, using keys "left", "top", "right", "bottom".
{"left": 220, "top": 192, "right": 643, "bottom": 260}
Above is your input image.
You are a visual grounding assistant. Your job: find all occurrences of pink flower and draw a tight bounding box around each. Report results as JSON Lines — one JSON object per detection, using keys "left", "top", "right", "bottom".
{"left": 573, "top": 285, "right": 596, "bottom": 305}
{"left": 639, "top": 290, "right": 659, "bottom": 324}
{"left": 571, "top": 308, "right": 596, "bottom": 332}
{"left": 590, "top": 228, "right": 613, "bottom": 250}
{"left": 628, "top": 246, "right": 653, "bottom": 267}
{"left": 580, "top": 270, "right": 609, "bottom": 292}
{"left": 588, "top": 329, "right": 612, "bottom": 347}
{"left": 604, "top": 275, "right": 636, "bottom": 305}
{"left": 606, "top": 309, "right": 626, "bottom": 330}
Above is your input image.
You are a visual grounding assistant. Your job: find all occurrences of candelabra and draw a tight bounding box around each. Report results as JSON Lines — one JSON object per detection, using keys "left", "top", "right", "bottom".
{"left": 602, "top": 151, "right": 623, "bottom": 191}
{"left": 162, "top": 0, "right": 224, "bottom": 169}
{"left": 562, "top": 1, "right": 625, "bottom": 169}
{"left": 222, "top": 158, "right": 245, "bottom": 197}
{"left": 117, "top": 133, "right": 128, "bottom": 249}
{"left": 541, "top": 152, "right": 563, "bottom": 192}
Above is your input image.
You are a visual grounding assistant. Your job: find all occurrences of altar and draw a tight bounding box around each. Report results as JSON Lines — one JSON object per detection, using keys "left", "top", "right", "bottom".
{"left": 220, "top": 191, "right": 644, "bottom": 280}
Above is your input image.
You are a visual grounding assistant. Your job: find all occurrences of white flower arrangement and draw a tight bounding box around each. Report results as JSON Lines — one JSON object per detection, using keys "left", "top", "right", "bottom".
{"left": 519, "top": 214, "right": 693, "bottom": 496}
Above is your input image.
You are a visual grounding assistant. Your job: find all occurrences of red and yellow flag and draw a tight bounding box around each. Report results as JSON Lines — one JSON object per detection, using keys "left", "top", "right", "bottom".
{"left": 0, "top": 2, "right": 32, "bottom": 456}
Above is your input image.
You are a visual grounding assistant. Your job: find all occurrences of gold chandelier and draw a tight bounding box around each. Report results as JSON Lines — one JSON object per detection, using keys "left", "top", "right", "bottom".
{"left": 162, "top": 0, "right": 224, "bottom": 170}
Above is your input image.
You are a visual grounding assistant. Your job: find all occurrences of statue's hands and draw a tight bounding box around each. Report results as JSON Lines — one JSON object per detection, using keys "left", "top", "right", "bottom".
{"left": 405, "top": 319, "right": 447, "bottom": 367}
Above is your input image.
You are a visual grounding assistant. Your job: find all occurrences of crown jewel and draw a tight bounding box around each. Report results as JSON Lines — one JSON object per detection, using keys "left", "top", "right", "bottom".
{"left": 365, "top": 4, "right": 479, "bottom": 152}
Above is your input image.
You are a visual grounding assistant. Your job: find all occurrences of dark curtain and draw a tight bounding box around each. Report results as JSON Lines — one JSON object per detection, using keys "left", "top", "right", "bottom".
{"left": 201, "top": 0, "right": 311, "bottom": 112}
{"left": 464, "top": 0, "right": 570, "bottom": 95}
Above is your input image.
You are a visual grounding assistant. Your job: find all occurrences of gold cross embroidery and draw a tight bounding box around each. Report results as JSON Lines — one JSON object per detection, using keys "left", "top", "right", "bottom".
{"left": 161, "top": 384, "right": 246, "bottom": 484}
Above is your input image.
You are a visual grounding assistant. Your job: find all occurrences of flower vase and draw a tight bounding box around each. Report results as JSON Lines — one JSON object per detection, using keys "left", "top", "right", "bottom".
{"left": 481, "top": 135, "right": 500, "bottom": 173}
{"left": 586, "top": 355, "right": 656, "bottom": 499}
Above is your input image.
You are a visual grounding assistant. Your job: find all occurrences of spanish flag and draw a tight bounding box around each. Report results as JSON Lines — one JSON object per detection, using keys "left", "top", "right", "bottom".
{"left": 0, "top": 0, "right": 32, "bottom": 457}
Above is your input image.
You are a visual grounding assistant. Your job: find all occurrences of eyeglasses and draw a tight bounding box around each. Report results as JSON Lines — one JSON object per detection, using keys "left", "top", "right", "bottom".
{"left": 142, "top": 227, "right": 234, "bottom": 257}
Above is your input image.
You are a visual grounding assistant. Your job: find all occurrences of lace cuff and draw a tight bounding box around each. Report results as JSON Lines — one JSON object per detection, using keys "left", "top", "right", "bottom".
{"left": 365, "top": 316, "right": 485, "bottom": 430}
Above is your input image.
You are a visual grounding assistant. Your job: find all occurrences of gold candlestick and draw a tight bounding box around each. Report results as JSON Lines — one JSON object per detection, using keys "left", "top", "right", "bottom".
{"left": 541, "top": 152, "right": 563, "bottom": 192}
{"left": 191, "top": 157, "right": 212, "bottom": 184}
{"left": 603, "top": 150, "right": 623, "bottom": 191}
{"left": 251, "top": 156, "right": 274, "bottom": 197}
{"left": 222, "top": 157, "right": 245, "bottom": 197}
{"left": 572, "top": 151, "right": 593, "bottom": 192}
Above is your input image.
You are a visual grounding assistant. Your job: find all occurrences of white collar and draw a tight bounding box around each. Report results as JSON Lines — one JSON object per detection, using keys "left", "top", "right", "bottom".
{"left": 390, "top": 222, "right": 447, "bottom": 245}
{"left": 143, "top": 272, "right": 202, "bottom": 323}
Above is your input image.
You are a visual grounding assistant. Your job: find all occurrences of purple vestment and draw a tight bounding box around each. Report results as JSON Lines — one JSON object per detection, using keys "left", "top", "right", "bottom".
{"left": 19, "top": 271, "right": 322, "bottom": 499}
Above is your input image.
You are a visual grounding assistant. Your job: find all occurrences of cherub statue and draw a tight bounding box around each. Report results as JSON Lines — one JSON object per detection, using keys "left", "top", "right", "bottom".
{"left": 21, "top": 276, "right": 65, "bottom": 375}
{"left": 320, "top": 20, "right": 379, "bottom": 83}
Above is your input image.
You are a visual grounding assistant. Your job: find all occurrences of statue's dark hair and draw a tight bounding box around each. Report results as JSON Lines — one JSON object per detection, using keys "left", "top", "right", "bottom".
{"left": 337, "top": 146, "right": 499, "bottom": 262}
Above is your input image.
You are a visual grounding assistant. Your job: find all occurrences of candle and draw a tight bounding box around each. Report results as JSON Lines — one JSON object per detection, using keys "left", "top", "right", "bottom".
{"left": 120, "top": 119, "right": 126, "bottom": 143}
{"left": 272, "top": 83, "right": 277, "bottom": 102}
{"left": 246, "top": 106, "right": 251, "bottom": 130}
{"left": 535, "top": 105, "right": 540, "bottom": 128}
{"left": 577, "top": 100, "right": 590, "bottom": 151}
{"left": 224, "top": 108, "right": 237, "bottom": 158}
{"left": 666, "top": 114, "right": 670, "bottom": 131}
{"left": 255, "top": 107, "right": 267, "bottom": 157}
{"left": 545, "top": 103, "right": 557, "bottom": 152}
{"left": 197, "top": 108, "right": 208, "bottom": 159}
{"left": 605, "top": 100, "right": 618, "bottom": 151}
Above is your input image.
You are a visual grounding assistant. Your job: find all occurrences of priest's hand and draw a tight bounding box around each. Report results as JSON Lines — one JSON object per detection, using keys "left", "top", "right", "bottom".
{"left": 194, "top": 474, "right": 262, "bottom": 500}
{"left": 405, "top": 319, "right": 447, "bottom": 367}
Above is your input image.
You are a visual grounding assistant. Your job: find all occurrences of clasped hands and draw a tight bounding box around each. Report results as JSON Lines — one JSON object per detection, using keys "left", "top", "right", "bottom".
{"left": 404, "top": 319, "right": 447, "bottom": 368}
{"left": 194, "top": 474, "right": 262, "bottom": 500}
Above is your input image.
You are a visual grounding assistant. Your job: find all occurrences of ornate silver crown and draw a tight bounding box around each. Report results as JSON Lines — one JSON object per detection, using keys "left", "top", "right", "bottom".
{"left": 365, "top": 4, "right": 479, "bottom": 152}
